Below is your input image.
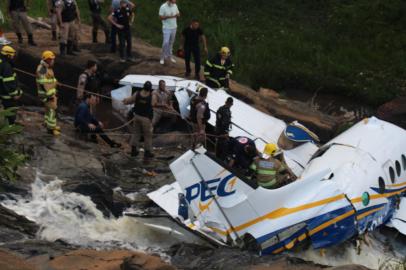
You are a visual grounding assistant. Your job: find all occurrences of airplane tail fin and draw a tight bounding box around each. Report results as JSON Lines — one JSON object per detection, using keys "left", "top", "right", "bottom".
{"left": 169, "top": 147, "right": 256, "bottom": 243}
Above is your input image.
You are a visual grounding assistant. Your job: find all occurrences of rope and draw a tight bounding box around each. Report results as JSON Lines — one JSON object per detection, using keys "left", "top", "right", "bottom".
{"left": 14, "top": 67, "right": 230, "bottom": 147}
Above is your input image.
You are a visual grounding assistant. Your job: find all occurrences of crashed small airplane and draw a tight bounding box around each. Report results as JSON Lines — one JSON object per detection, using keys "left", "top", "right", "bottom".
{"left": 114, "top": 75, "right": 406, "bottom": 255}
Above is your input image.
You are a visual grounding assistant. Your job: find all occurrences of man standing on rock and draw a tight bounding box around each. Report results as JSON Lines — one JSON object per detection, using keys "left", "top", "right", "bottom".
{"left": 110, "top": 0, "right": 134, "bottom": 53}
{"left": 159, "top": 0, "right": 180, "bottom": 65}
{"left": 189, "top": 87, "right": 210, "bottom": 147}
{"left": 56, "top": 0, "right": 81, "bottom": 56}
{"left": 123, "top": 81, "right": 155, "bottom": 159}
{"left": 8, "top": 0, "right": 37, "bottom": 46}
{"left": 36, "top": 50, "right": 60, "bottom": 136}
{"left": 88, "top": 0, "right": 110, "bottom": 44}
{"left": 108, "top": 0, "right": 134, "bottom": 62}
{"left": 0, "top": 45, "right": 23, "bottom": 125}
{"left": 47, "top": 0, "right": 59, "bottom": 41}
{"left": 180, "top": 19, "right": 208, "bottom": 80}
{"left": 77, "top": 60, "right": 101, "bottom": 111}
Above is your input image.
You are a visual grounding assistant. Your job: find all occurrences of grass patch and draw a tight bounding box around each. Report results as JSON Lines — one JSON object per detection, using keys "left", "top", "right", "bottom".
{"left": 1, "top": 0, "right": 406, "bottom": 105}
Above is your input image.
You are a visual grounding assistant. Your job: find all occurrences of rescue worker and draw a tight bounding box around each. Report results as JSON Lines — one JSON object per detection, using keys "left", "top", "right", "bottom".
{"left": 123, "top": 81, "right": 155, "bottom": 159}
{"left": 56, "top": 0, "right": 81, "bottom": 56}
{"left": 77, "top": 60, "right": 100, "bottom": 102}
{"left": 0, "top": 45, "right": 23, "bottom": 125}
{"left": 189, "top": 87, "right": 210, "bottom": 147}
{"left": 227, "top": 136, "right": 258, "bottom": 173}
{"left": 251, "top": 143, "right": 289, "bottom": 189}
{"left": 47, "top": 0, "right": 59, "bottom": 41}
{"left": 108, "top": 0, "right": 134, "bottom": 62}
{"left": 88, "top": 0, "right": 110, "bottom": 44}
{"left": 36, "top": 50, "right": 60, "bottom": 136}
{"left": 75, "top": 93, "right": 121, "bottom": 148}
{"left": 151, "top": 80, "right": 176, "bottom": 127}
{"left": 215, "top": 97, "right": 233, "bottom": 160}
{"left": 204, "top": 47, "right": 234, "bottom": 90}
{"left": 8, "top": 0, "right": 37, "bottom": 46}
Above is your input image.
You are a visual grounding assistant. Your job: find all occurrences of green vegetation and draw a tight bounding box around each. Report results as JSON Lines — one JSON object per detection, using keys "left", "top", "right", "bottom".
{"left": 0, "top": 109, "right": 25, "bottom": 181}
{"left": 2, "top": 0, "right": 406, "bottom": 105}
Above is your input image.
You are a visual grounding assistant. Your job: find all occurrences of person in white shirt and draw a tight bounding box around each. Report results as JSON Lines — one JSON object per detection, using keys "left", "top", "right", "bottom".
{"left": 159, "top": 0, "right": 180, "bottom": 65}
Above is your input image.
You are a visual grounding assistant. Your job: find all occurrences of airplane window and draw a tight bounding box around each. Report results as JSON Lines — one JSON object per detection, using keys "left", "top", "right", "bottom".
{"left": 395, "top": 161, "right": 401, "bottom": 177}
{"left": 389, "top": 167, "right": 396, "bottom": 183}
{"left": 402, "top": 155, "right": 406, "bottom": 171}
{"left": 378, "top": 177, "right": 385, "bottom": 194}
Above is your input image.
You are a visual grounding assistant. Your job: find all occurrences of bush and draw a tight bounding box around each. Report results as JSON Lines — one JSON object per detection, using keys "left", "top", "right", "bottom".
{"left": 0, "top": 108, "right": 25, "bottom": 181}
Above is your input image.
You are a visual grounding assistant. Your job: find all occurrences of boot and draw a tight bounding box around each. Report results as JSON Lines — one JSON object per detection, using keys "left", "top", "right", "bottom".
{"left": 104, "top": 30, "right": 110, "bottom": 44}
{"left": 28, "top": 34, "right": 37, "bottom": 46}
{"left": 52, "top": 31, "right": 57, "bottom": 41}
{"left": 144, "top": 151, "right": 155, "bottom": 159}
{"left": 92, "top": 31, "right": 98, "bottom": 43}
{"left": 131, "top": 146, "right": 139, "bottom": 157}
{"left": 66, "top": 41, "right": 77, "bottom": 55}
{"left": 47, "top": 128, "right": 60, "bottom": 136}
{"left": 59, "top": 42, "right": 66, "bottom": 56}
{"left": 17, "top": 33, "right": 23, "bottom": 44}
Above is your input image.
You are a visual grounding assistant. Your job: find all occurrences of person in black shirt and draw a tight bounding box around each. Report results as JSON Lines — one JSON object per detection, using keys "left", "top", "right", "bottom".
{"left": 215, "top": 97, "right": 233, "bottom": 160}
{"left": 88, "top": 0, "right": 110, "bottom": 43}
{"left": 108, "top": 0, "right": 134, "bottom": 62}
{"left": 180, "top": 19, "right": 208, "bottom": 80}
{"left": 123, "top": 81, "right": 155, "bottom": 158}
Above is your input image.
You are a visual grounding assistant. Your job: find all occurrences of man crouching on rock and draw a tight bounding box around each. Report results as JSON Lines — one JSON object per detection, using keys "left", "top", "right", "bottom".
{"left": 75, "top": 93, "right": 121, "bottom": 148}
{"left": 123, "top": 81, "right": 155, "bottom": 159}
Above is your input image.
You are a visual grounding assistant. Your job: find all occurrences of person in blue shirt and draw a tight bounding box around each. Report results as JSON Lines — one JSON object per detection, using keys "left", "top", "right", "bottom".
{"left": 75, "top": 93, "right": 121, "bottom": 148}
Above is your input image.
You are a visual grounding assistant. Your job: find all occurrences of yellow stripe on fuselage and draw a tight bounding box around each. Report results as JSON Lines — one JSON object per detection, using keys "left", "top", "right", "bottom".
{"left": 356, "top": 207, "right": 384, "bottom": 221}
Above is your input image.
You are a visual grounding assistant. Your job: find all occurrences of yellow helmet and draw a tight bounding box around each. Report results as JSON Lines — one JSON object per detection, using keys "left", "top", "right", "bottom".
{"left": 220, "top": 46, "right": 230, "bottom": 56}
{"left": 263, "top": 143, "right": 278, "bottom": 156}
{"left": 42, "top": 50, "right": 55, "bottom": 61}
{"left": 1, "top": 45, "right": 16, "bottom": 57}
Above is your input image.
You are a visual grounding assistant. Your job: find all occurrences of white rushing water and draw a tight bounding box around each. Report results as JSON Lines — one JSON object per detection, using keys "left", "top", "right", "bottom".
{"left": 0, "top": 175, "right": 204, "bottom": 254}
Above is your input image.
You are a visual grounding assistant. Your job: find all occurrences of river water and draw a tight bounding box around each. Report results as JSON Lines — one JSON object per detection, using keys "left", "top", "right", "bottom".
{"left": 1, "top": 174, "right": 405, "bottom": 269}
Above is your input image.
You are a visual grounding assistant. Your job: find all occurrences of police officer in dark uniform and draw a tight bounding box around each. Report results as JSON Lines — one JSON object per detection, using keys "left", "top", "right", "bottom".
{"left": 108, "top": 0, "right": 134, "bottom": 62}
{"left": 56, "top": 0, "right": 81, "bottom": 56}
{"left": 0, "top": 46, "right": 23, "bottom": 125}
{"left": 215, "top": 97, "right": 233, "bottom": 160}
{"left": 189, "top": 87, "right": 210, "bottom": 147}
{"left": 88, "top": 0, "right": 110, "bottom": 43}
{"left": 227, "top": 136, "right": 259, "bottom": 174}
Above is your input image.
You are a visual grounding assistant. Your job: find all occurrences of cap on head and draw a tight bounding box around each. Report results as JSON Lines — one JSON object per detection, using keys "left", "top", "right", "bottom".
{"left": 144, "top": 81, "right": 152, "bottom": 91}
{"left": 42, "top": 50, "right": 55, "bottom": 61}
{"left": 1, "top": 45, "right": 16, "bottom": 57}
{"left": 220, "top": 46, "right": 230, "bottom": 56}
{"left": 263, "top": 143, "right": 278, "bottom": 156}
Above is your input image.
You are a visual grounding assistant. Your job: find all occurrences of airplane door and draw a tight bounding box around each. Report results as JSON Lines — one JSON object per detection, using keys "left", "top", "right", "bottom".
{"left": 174, "top": 87, "right": 192, "bottom": 119}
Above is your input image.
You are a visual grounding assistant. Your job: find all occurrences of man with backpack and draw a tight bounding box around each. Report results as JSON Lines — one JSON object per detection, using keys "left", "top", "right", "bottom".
{"left": 215, "top": 97, "right": 233, "bottom": 160}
